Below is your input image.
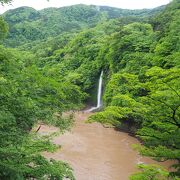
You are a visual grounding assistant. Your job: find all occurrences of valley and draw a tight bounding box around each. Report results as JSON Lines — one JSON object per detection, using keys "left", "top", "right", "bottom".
{"left": 0, "top": 0, "right": 179, "bottom": 179}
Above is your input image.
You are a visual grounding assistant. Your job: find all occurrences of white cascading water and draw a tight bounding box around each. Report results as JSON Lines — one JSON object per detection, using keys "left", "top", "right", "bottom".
{"left": 86, "top": 70, "right": 103, "bottom": 112}
{"left": 97, "top": 70, "right": 103, "bottom": 108}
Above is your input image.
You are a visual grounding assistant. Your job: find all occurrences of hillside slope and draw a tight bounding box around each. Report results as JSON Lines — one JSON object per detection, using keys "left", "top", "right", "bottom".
{"left": 2, "top": 4, "right": 164, "bottom": 47}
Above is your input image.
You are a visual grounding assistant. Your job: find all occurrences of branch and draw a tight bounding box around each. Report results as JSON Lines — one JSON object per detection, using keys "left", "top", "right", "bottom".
{"left": 161, "top": 79, "right": 180, "bottom": 98}
{"left": 172, "top": 106, "right": 180, "bottom": 128}
{"left": 138, "top": 134, "right": 161, "bottom": 140}
{"left": 163, "top": 119, "right": 180, "bottom": 128}
{"left": 148, "top": 96, "right": 174, "bottom": 111}
{"left": 36, "top": 125, "right": 41, "bottom": 133}
{"left": 146, "top": 96, "right": 180, "bottom": 129}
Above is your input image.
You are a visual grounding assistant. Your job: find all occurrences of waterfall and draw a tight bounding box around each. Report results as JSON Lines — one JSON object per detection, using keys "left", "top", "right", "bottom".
{"left": 86, "top": 70, "right": 103, "bottom": 112}
{"left": 97, "top": 71, "right": 103, "bottom": 108}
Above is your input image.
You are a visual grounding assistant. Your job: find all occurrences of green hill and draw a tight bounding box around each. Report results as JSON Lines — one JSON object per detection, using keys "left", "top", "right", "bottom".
{"left": 3, "top": 4, "right": 164, "bottom": 47}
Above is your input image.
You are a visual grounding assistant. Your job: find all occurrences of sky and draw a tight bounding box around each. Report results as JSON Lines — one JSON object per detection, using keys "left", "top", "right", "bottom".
{"left": 0, "top": 0, "right": 171, "bottom": 14}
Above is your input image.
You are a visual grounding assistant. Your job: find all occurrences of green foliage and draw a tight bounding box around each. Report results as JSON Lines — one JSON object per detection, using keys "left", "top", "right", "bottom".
{"left": 104, "top": 73, "right": 141, "bottom": 104}
{"left": 0, "top": 141, "right": 75, "bottom": 179}
{"left": 0, "top": 44, "right": 80, "bottom": 178}
{"left": 2, "top": 4, "right": 163, "bottom": 47}
{"left": 88, "top": 0, "right": 180, "bottom": 177}
{"left": 88, "top": 106, "right": 128, "bottom": 127}
{"left": 0, "top": 16, "right": 8, "bottom": 39}
{"left": 105, "top": 22, "right": 154, "bottom": 72}
{"left": 135, "top": 67, "right": 180, "bottom": 176}
{"left": 130, "top": 164, "right": 173, "bottom": 180}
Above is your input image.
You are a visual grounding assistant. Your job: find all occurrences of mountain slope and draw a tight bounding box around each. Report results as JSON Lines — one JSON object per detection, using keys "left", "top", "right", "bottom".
{"left": 2, "top": 4, "right": 165, "bottom": 47}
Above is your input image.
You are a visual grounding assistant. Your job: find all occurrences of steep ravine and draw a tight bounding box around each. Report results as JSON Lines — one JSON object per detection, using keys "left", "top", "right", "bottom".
{"left": 40, "top": 111, "right": 172, "bottom": 180}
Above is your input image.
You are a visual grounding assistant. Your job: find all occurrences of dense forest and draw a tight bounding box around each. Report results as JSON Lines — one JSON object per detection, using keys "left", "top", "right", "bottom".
{"left": 0, "top": 0, "right": 180, "bottom": 179}
{"left": 2, "top": 3, "right": 165, "bottom": 47}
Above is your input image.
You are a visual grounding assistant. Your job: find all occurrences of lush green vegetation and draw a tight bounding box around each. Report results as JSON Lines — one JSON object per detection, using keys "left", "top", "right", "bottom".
{"left": 89, "top": 0, "right": 180, "bottom": 178}
{"left": 2, "top": 4, "right": 164, "bottom": 47}
{"left": 0, "top": 0, "right": 180, "bottom": 179}
{"left": 0, "top": 29, "right": 79, "bottom": 180}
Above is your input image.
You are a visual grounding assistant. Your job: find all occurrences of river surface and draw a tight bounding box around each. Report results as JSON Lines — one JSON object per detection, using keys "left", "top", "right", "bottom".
{"left": 40, "top": 111, "right": 172, "bottom": 180}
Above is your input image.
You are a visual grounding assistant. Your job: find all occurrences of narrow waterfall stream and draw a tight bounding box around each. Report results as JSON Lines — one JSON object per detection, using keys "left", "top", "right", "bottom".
{"left": 97, "top": 70, "right": 103, "bottom": 108}
{"left": 86, "top": 70, "right": 103, "bottom": 112}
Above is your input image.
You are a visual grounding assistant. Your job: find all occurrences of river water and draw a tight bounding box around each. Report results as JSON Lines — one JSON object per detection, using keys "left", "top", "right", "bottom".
{"left": 40, "top": 111, "right": 172, "bottom": 180}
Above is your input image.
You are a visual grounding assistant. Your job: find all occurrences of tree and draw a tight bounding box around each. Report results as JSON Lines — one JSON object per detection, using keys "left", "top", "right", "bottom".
{"left": 136, "top": 67, "right": 180, "bottom": 176}
{"left": 105, "top": 22, "right": 154, "bottom": 72}
{"left": 0, "top": 16, "right": 8, "bottom": 39}
{"left": 0, "top": 44, "right": 78, "bottom": 179}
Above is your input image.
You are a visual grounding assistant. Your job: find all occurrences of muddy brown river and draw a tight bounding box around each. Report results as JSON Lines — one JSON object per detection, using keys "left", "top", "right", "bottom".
{"left": 40, "top": 111, "right": 172, "bottom": 180}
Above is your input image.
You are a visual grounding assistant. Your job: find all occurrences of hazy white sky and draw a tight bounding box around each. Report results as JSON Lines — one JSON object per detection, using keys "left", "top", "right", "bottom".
{"left": 0, "top": 0, "right": 171, "bottom": 14}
